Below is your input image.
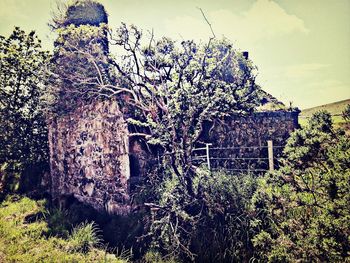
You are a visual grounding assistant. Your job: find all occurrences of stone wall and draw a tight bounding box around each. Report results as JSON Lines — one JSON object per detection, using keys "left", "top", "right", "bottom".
{"left": 202, "top": 111, "right": 299, "bottom": 146}
{"left": 48, "top": 100, "right": 131, "bottom": 215}
{"left": 48, "top": 103, "right": 299, "bottom": 214}
{"left": 198, "top": 111, "right": 299, "bottom": 170}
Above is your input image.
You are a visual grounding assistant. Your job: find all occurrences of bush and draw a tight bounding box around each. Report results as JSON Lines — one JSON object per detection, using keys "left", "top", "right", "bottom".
{"left": 342, "top": 104, "right": 350, "bottom": 122}
{"left": 191, "top": 170, "right": 258, "bottom": 262}
{"left": 251, "top": 111, "right": 350, "bottom": 262}
{"left": 147, "top": 168, "right": 258, "bottom": 262}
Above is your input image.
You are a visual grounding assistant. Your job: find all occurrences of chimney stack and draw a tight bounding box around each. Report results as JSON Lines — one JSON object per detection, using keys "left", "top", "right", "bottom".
{"left": 243, "top": 51, "right": 249, "bottom": 59}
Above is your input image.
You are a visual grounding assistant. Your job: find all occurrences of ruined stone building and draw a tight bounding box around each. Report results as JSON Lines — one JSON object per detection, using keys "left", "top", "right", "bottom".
{"left": 48, "top": 1, "right": 299, "bottom": 215}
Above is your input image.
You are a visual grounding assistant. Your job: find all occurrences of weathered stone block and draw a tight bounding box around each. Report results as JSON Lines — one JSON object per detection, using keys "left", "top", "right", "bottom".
{"left": 48, "top": 100, "right": 130, "bottom": 215}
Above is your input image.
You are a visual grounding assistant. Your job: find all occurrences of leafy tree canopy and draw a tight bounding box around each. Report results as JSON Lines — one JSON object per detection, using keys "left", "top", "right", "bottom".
{"left": 0, "top": 27, "right": 50, "bottom": 195}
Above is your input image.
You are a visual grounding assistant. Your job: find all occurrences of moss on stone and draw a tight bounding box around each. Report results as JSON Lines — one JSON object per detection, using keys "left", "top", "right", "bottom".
{"left": 64, "top": 0, "right": 108, "bottom": 27}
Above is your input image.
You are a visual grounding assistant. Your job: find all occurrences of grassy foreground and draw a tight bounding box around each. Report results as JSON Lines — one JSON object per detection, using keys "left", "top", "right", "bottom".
{"left": 0, "top": 196, "right": 126, "bottom": 263}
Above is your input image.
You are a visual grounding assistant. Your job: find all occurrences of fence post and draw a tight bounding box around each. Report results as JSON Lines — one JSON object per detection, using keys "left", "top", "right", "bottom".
{"left": 205, "top": 143, "right": 212, "bottom": 171}
{"left": 267, "top": 140, "right": 274, "bottom": 171}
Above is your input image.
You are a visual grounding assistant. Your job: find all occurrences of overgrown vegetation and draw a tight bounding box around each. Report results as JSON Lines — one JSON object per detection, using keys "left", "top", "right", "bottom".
{"left": 149, "top": 170, "right": 258, "bottom": 262}
{"left": 47, "top": 0, "right": 272, "bottom": 203}
{"left": 136, "top": 111, "right": 348, "bottom": 262}
{"left": 0, "top": 27, "right": 49, "bottom": 198}
{"left": 47, "top": 8, "right": 270, "bottom": 261}
{"left": 0, "top": 1, "right": 349, "bottom": 262}
{"left": 0, "top": 196, "right": 125, "bottom": 262}
{"left": 251, "top": 111, "right": 350, "bottom": 262}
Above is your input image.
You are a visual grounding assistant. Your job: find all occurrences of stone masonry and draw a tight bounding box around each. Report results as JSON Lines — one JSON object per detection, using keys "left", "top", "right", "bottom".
{"left": 48, "top": 100, "right": 131, "bottom": 214}
{"left": 199, "top": 111, "right": 299, "bottom": 170}
{"left": 202, "top": 111, "right": 299, "bottom": 148}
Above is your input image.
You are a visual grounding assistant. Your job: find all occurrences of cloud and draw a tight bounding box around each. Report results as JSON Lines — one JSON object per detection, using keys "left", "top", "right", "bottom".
{"left": 285, "top": 63, "right": 330, "bottom": 79}
{"left": 164, "top": 0, "right": 308, "bottom": 45}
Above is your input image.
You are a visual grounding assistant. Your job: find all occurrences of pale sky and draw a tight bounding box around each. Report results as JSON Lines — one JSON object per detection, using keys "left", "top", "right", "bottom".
{"left": 0, "top": 0, "right": 349, "bottom": 109}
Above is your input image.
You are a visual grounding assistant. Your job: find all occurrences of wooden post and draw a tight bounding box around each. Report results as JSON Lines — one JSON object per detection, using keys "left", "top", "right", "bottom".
{"left": 205, "top": 143, "right": 212, "bottom": 171}
{"left": 267, "top": 140, "right": 274, "bottom": 171}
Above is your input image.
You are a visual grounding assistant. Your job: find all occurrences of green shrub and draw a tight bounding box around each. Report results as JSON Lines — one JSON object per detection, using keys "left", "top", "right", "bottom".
{"left": 147, "top": 168, "right": 258, "bottom": 262}
{"left": 0, "top": 28, "right": 50, "bottom": 199}
{"left": 192, "top": 170, "right": 258, "bottom": 262}
{"left": 342, "top": 104, "right": 350, "bottom": 122}
{"left": 252, "top": 111, "right": 350, "bottom": 262}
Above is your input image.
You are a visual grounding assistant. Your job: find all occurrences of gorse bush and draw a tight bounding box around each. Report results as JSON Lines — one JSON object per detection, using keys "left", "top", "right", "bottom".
{"left": 147, "top": 168, "right": 258, "bottom": 262}
{"left": 251, "top": 111, "right": 350, "bottom": 262}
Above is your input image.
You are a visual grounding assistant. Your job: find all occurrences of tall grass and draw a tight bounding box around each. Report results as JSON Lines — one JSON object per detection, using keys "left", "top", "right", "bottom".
{"left": 69, "top": 221, "right": 101, "bottom": 253}
{"left": 0, "top": 196, "right": 126, "bottom": 262}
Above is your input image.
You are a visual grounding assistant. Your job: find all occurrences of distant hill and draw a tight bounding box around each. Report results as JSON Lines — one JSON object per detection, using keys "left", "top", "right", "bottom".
{"left": 299, "top": 99, "right": 350, "bottom": 130}
{"left": 301, "top": 99, "right": 350, "bottom": 117}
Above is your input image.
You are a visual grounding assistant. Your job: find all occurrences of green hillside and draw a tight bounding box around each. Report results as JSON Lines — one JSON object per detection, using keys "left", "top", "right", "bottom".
{"left": 301, "top": 99, "right": 350, "bottom": 117}
{"left": 299, "top": 99, "right": 350, "bottom": 128}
